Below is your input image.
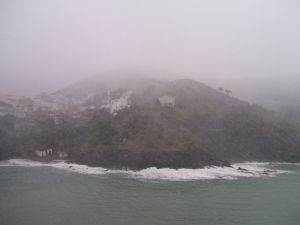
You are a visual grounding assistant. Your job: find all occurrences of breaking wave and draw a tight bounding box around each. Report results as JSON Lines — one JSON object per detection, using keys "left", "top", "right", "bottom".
{"left": 0, "top": 159, "right": 292, "bottom": 181}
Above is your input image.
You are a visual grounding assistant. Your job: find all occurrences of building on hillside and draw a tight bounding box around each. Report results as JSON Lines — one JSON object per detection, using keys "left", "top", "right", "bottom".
{"left": 46, "top": 149, "right": 53, "bottom": 155}
{"left": 49, "top": 112, "right": 63, "bottom": 125}
{"left": 101, "top": 91, "right": 132, "bottom": 115}
{"left": 57, "top": 151, "right": 68, "bottom": 158}
{"left": 0, "top": 94, "right": 19, "bottom": 107}
{"left": 72, "top": 111, "right": 81, "bottom": 119}
{"left": 0, "top": 99, "right": 32, "bottom": 118}
{"left": 35, "top": 149, "right": 53, "bottom": 157}
{"left": 18, "top": 97, "right": 33, "bottom": 111}
{"left": 158, "top": 95, "right": 175, "bottom": 107}
{"left": 0, "top": 101, "right": 15, "bottom": 116}
{"left": 33, "top": 93, "right": 69, "bottom": 112}
{"left": 15, "top": 97, "right": 33, "bottom": 118}
{"left": 35, "top": 150, "right": 47, "bottom": 157}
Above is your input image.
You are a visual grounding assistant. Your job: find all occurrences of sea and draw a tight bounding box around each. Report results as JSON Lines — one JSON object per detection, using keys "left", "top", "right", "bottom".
{"left": 0, "top": 159, "right": 299, "bottom": 225}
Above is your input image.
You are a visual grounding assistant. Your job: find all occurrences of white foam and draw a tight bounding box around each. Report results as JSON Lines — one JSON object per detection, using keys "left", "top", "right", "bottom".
{"left": 127, "top": 162, "right": 289, "bottom": 181}
{"left": 0, "top": 159, "right": 45, "bottom": 167}
{"left": 49, "top": 161, "right": 111, "bottom": 175}
{"left": 0, "top": 159, "right": 292, "bottom": 181}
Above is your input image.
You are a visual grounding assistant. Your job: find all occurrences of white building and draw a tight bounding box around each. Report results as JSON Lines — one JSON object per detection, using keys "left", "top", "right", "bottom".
{"left": 158, "top": 96, "right": 175, "bottom": 107}
{"left": 35, "top": 150, "right": 47, "bottom": 157}
{"left": 57, "top": 151, "right": 68, "bottom": 158}
{"left": 101, "top": 91, "right": 132, "bottom": 115}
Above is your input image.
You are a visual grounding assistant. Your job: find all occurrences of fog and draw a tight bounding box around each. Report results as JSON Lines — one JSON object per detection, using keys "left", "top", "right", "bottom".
{"left": 1, "top": 0, "right": 300, "bottom": 102}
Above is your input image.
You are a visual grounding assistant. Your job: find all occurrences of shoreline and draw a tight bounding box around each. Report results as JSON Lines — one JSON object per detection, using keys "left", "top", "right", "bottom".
{"left": 0, "top": 158, "right": 293, "bottom": 181}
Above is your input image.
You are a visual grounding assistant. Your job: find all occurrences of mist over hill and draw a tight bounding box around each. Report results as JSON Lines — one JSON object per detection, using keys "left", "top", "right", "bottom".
{"left": 55, "top": 73, "right": 168, "bottom": 99}
{"left": 208, "top": 75, "right": 300, "bottom": 128}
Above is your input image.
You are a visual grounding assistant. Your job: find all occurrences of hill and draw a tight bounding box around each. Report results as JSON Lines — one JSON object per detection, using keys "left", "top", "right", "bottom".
{"left": 1, "top": 77, "right": 300, "bottom": 169}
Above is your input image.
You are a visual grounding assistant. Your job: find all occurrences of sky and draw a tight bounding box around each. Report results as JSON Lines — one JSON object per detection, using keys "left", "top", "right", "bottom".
{"left": 1, "top": 0, "right": 300, "bottom": 97}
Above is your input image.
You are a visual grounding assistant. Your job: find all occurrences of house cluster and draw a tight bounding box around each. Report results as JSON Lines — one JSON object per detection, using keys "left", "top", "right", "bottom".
{"left": 100, "top": 91, "right": 133, "bottom": 115}
{"left": 33, "top": 93, "right": 87, "bottom": 113}
{"left": 0, "top": 94, "right": 33, "bottom": 118}
{"left": 0, "top": 92, "right": 93, "bottom": 120}
{"left": 0, "top": 92, "right": 176, "bottom": 120}
{"left": 32, "top": 93, "right": 105, "bottom": 118}
{"left": 34, "top": 149, "right": 68, "bottom": 158}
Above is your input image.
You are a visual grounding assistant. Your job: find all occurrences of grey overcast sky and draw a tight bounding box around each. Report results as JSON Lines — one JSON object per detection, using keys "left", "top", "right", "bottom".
{"left": 1, "top": 0, "right": 300, "bottom": 96}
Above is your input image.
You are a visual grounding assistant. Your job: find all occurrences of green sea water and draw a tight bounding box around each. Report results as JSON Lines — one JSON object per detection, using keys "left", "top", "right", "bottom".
{"left": 0, "top": 163, "right": 300, "bottom": 225}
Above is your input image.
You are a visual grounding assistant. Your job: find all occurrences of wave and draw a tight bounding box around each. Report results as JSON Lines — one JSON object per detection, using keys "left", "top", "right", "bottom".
{"left": 0, "top": 159, "right": 292, "bottom": 181}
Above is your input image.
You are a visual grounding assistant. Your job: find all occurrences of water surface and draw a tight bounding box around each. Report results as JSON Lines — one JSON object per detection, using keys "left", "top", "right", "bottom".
{"left": 0, "top": 160, "right": 299, "bottom": 225}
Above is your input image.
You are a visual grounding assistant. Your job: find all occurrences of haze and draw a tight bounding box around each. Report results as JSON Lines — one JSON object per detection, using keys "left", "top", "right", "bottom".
{"left": 1, "top": 0, "right": 300, "bottom": 101}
